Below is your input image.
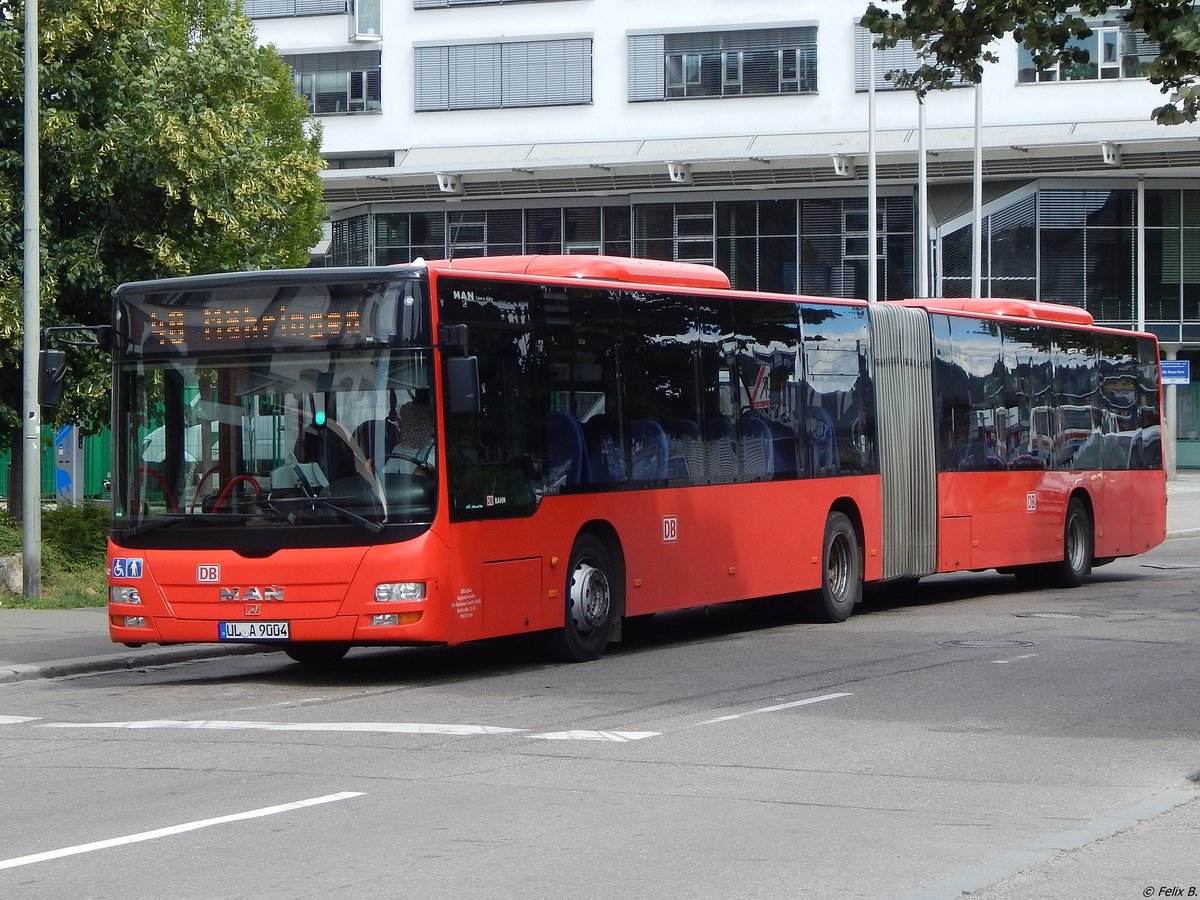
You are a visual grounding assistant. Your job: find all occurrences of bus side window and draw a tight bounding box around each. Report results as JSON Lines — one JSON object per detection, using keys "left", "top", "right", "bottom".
{"left": 732, "top": 298, "right": 803, "bottom": 481}
{"left": 802, "top": 303, "right": 875, "bottom": 477}
{"left": 440, "top": 278, "right": 539, "bottom": 519}
{"left": 540, "top": 286, "right": 623, "bottom": 492}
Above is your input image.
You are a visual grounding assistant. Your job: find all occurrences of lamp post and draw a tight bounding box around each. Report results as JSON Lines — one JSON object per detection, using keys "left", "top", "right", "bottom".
{"left": 21, "top": 0, "right": 42, "bottom": 598}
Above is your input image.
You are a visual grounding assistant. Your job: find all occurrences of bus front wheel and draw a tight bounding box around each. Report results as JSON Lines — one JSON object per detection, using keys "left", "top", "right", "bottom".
{"left": 550, "top": 534, "right": 615, "bottom": 663}
{"left": 812, "top": 511, "right": 862, "bottom": 623}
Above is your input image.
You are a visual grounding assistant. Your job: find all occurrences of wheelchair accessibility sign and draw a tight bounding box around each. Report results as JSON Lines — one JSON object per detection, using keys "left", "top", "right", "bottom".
{"left": 111, "top": 558, "right": 144, "bottom": 579}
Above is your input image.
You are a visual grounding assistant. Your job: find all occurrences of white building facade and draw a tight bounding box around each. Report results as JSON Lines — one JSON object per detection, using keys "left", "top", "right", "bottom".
{"left": 248, "top": 0, "right": 1200, "bottom": 465}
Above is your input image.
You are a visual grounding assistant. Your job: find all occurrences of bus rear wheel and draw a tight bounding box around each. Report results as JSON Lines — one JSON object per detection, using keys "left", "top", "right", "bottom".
{"left": 550, "top": 534, "right": 615, "bottom": 663}
{"left": 812, "top": 511, "right": 862, "bottom": 623}
{"left": 1047, "top": 497, "right": 1093, "bottom": 588}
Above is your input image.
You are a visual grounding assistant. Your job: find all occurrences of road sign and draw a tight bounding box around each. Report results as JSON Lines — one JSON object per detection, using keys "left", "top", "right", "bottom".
{"left": 1161, "top": 360, "right": 1191, "bottom": 386}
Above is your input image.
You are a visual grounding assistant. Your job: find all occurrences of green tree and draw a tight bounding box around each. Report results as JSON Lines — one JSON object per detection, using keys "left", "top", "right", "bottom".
{"left": 0, "top": 0, "right": 324, "bottom": 450}
{"left": 860, "top": 1, "right": 1200, "bottom": 125}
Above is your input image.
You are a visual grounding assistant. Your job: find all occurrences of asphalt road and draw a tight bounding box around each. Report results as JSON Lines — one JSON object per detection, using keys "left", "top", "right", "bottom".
{"left": 2, "top": 539, "right": 1199, "bottom": 899}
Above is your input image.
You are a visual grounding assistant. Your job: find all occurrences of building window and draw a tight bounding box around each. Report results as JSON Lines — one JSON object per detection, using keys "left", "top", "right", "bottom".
{"left": 414, "top": 38, "right": 592, "bottom": 111}
{"left": 628, "top": 27, "right": 817, "bottom": 102}
{"left": 414, "top": 0, "right": 570, "bottom": 7}
{"left": 324, "top": 153, "right": 395, "bottom": 169}
{"left": 853, "top": 24, "right": 969, "bottom": 92}
{"left": 243, "top": 0, "right": 347, "bottom": 17}
{"left": 1145, "top": 190, "right": 1200, "bottom": 344}
{"left": 349, "top": 0, "right": 381, "bottom": 39}
{"left": 330, "top": 215, "right": 372, "bottom": 267}
{"left": 283, "top": 50, "right": 381, "bottom": 115}
{"left": 1017, "top": 24, "right": 1157, "bottom": 83}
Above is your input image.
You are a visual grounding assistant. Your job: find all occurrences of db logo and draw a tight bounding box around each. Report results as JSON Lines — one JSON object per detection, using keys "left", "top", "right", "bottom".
{"left": 662, "top": 516, "right": 678, "bottom": 543}
{"left": 1026, "top": 492, "right": 1037, "bottom": 512}
{"left": 197, "top": 565, "right": 220, "bottom": 583}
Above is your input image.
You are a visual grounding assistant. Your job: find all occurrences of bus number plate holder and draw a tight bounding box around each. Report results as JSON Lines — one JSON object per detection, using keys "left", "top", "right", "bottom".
{"left": 219, "top": 621, "right": 290, "bottom": 641}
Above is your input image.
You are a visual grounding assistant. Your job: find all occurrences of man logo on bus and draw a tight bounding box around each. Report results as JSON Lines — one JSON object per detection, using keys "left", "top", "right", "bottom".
{"left": 662, "top": 516, "right": 678, "bottom": 543}
{"left": 219, "top": 586, "right": 284, "bottom": 602}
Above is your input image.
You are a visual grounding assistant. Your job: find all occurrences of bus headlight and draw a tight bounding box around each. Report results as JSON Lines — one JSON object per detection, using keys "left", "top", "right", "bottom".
{"left": 110, "top": 586, "right": 142, "bottom": 605}
{"left": 374, "top": 582, "right": 426, "bottom": 602}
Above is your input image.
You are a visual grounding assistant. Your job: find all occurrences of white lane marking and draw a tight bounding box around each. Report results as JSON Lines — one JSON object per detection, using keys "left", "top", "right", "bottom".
{"left": 0, "top": 715, "right": 40, "bottom": 724}
{"left": 529, "top": 730, "right": 660, "bottom": 742}
{"left": 41, "top": 720, "right": 526, "bottom": 736}
{"left": 224, "top": 698, "right": 326, "bottom": 714}
{"left": 700, "top": 692, "right": 853, "bottom": 725}
{"left": 0, "top": 792, "right": 364, "bottom": 872}
{"left": 992, "top": 653, "right": 1039, "bottom": 665}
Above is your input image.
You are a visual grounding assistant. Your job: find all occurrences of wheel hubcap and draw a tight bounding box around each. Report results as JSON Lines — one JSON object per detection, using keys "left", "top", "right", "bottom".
{"left": 569, "top": 562, "right": 610, "bottom": 631}
{"left": 1066, "top": 515, "right": 1086, "bottom": 570}
{"left": 828, "top": 535, "right": 851, "bottom": 600}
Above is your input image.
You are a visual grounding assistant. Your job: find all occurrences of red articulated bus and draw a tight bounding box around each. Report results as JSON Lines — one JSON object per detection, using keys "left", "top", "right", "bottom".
{"left": 105, "top": 255, "right": 1166, "bottom": 665}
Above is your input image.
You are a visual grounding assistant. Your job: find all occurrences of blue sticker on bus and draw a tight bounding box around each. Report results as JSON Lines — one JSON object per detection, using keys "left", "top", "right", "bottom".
{"left": 111, "top": 558, "right": 144, "bottom": 579}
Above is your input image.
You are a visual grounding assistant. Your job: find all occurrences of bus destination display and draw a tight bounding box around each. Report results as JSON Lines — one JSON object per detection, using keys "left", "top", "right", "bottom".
{"left": 117, "top": 280, "right": 406, "bottom": 355}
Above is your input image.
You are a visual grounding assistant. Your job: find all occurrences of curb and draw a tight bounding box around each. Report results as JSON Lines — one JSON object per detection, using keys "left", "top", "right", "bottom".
{"left": 0, "top": 644, "right": 277, "bottom": 684}
{"left": 1166, "top": 528, "right": 1200, "bottom": 540}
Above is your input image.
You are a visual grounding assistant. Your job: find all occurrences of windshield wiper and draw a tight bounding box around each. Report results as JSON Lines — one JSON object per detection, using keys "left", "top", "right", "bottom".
{"left": 309, "top": 497, "right": 385, "bottom": 534}
{"left": 270, "top": 494, "right": 384, "bottom": 534}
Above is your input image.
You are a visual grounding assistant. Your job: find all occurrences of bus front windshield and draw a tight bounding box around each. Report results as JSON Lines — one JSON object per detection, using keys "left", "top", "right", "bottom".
{"left": 114, "top": 349, "right": 437, "bottom": 535}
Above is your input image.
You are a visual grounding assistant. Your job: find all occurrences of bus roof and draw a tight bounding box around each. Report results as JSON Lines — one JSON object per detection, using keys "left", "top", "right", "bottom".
{"left": 425, "top": 254, "right": 732, "bottom": 291}
{"left": 896, "top": 296, "right": 1095, "bottom": 327}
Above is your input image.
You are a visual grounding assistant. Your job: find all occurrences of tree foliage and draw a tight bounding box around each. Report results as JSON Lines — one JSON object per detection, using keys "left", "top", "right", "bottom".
{"left": 861, "top": 1, "right": 1200, "bottom": 125}
{"left": 0, "top": 0, "right": 325, "bottom": 446}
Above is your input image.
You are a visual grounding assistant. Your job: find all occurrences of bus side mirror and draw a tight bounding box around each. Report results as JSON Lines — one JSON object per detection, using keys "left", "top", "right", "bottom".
{"left": 446, "top": 356, "right": 480, "bottom": 414}
{"left": 39, "top": 349, "right": 68, "bottom": 408}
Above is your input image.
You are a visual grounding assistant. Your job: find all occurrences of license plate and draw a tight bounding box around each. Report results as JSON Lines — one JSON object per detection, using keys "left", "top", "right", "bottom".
{"left": 219, "top": 621, "right": 289, "bottom": 641}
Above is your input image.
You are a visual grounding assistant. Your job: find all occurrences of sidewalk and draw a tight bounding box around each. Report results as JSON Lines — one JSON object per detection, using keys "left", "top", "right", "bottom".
{"left": 3, "top": 472, "right": 1200, "bottom": 684}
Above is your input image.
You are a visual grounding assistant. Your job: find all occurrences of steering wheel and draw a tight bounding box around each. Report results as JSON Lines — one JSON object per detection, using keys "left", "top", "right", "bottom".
{"left": 212, "top": 474, "right": 262, "bottom": 513}
{"left": 389, "top": 440, "right": 435, "bottom": 473}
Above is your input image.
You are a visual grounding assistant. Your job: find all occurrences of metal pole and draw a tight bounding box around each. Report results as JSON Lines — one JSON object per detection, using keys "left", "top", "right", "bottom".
{"left": 21, "top": 0, "right": 41, "bottom": 598}
{"left": 1137, "top": 176, "right": 1146, "bottom": 333}
{"left": 1163, "top": 347, "right": 1178, "bottom": 482}
{"left": 867, "top": 37, "right": 878, "bottom": 303}
{"left": 971, "top": 80, "right": 983, "bottom": 300}
{"left": 917, "top": 97, "right": 929, "bottom": 297}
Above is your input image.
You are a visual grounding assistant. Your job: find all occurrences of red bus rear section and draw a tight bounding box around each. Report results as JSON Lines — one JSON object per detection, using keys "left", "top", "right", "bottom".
{"left": 106, "top": 257, "right": 1165, "bottom": 664}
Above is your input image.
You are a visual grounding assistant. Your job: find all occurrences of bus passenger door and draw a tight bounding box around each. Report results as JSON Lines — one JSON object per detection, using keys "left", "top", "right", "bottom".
{"left": 1094, "top": 470, "right": 1132, "bottom": 557}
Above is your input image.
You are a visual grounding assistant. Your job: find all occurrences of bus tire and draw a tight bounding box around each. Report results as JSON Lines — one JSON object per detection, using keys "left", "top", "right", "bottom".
{"left": 812, "top": 511, "right": 862, "bottom": 623}
{"left": 283, "top": 642, "right": 350, "bottom": 666}
{"left": 550, "top": 534, "right": 615, "bottom": 663}
{"left": 1048, "top": 497, "right": 1093, "bottom": 588}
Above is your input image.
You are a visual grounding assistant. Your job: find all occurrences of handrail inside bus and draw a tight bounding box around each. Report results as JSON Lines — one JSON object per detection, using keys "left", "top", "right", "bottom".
{"left": 425, "top": 254, "right": 732, "bottom": 291}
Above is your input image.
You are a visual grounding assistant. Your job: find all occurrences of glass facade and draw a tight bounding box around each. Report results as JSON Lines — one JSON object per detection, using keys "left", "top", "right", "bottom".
{"left": 939, "top": 186, "right": 1200, "bottom": 341}
{"left": 332, "top": 196, "right": 915, "bottom": 300}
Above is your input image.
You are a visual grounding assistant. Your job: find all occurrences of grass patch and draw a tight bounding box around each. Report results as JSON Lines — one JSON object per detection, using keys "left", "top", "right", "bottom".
{"left": 0, "top": 504, "right": 107, "bottom": 609}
